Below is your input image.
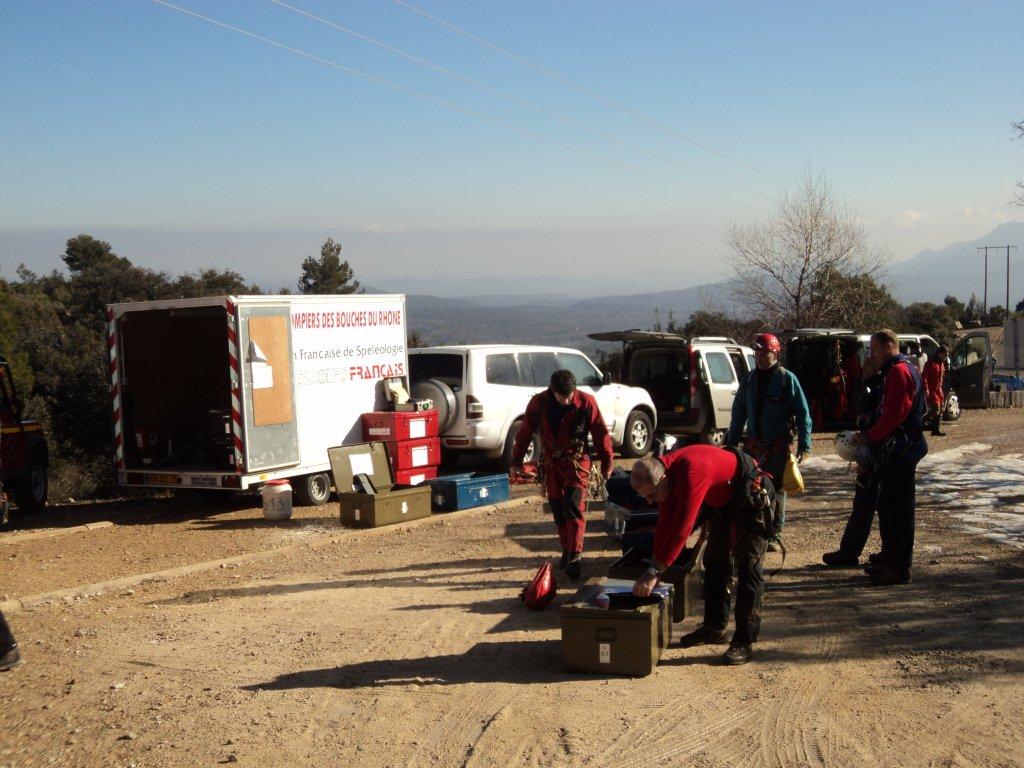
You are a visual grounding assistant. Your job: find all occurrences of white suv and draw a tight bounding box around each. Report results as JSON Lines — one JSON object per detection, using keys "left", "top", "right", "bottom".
{"left": 408, "top": 345, "right": 658, "bottom": 466}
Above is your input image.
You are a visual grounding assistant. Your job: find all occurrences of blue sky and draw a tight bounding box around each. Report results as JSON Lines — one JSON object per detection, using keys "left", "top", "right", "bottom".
{"left": 1, "top": 1, "right": 1021, "bottom": 293}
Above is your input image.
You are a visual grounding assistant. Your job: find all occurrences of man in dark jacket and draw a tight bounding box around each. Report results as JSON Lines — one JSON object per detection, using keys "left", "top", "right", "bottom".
{"left": 727, "top": 333, "right": 812, "bottom": 544}
{"left": 510, "top": 370, "right": 613, "bottom": 580}
{"left": 822, "top": 356, "right": 884, "bottom": 566}
{"left": 854, "top": 329, "right": 928, "bottom": 585}
{"left": 630, "top": 445, "right": 770, "bottom": 666}
{"left": 923, "top": 346, "right": 949, "bottom": 437}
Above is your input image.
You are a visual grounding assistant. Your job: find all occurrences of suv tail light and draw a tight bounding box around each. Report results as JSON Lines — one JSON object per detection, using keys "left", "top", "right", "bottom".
{"left": 466, "top": 395, "right": 484, "bottom": 420}
{"left": 689, "top": 348, "right": 699, "bottom": 398}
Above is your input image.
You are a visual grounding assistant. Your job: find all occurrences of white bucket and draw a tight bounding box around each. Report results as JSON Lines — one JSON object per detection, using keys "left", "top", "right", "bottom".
{"left": 262, "top": 479, "right": 293, "bottom": 521}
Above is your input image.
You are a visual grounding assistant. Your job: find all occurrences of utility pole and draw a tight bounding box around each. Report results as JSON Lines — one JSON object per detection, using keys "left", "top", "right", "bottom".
{"left": 1007, "top": 245, "right": 1018, "bottom": 321}
{"left": 978, "top": 244, "right": 1019, "bottom": 319}
{"left": 978, "top": 246, "right": 990, "bottom": 314}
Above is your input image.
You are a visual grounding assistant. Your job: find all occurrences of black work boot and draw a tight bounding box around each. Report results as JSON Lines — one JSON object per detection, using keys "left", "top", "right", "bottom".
{"left": 870, "top": 564, "right": 912, "bottom": 586}
{"left": 557, "top": 551, "right": 569, "bottom": 571}
{"left": 723, "top": 641, "right": 753, "bottom": 665}
{"left": 680, "top": 625, "right": 729, "bottom": 648}
{"left": 565, "top": 554, "right": 583, "bottom": 581}
{"left": 822, "top": 550, "right": 859, "bottom": 567}
{"left": 0, "top": 645, "right": 22, "bottom": 671}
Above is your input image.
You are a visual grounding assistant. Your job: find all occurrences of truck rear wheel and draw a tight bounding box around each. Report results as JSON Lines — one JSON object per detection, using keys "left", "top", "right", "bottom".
{"left": 12, "top": 461, "right": 48, "bottom": 514}
{"left": 293, "top": 472, "right": 333, "bottom": 507}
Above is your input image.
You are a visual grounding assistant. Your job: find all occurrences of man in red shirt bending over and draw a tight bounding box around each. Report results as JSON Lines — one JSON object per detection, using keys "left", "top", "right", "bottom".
{"left": 630, "top": 445, "right": 771, "bottom": 666}
{"left": 510, "top": 369, "right": 613, "bottom": 581}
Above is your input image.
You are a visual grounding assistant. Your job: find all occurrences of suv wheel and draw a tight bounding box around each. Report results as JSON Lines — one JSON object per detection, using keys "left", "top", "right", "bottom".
{"left": 700, "top": 429, "right": 727, "bottom": 447}
{"left": 12, "top": 461, "right": 48, "bottom": 514}
{"left": 621, "top": 410, "right": 653, "bottom": 458}
{"left": 943, "top": 391, "right": 961, "bottom": 422}
{"left": 504, "top": 419, "right": 540, "bottom": 469}
{"left": 293, "top": 472, "right": 333, "bottom": 507}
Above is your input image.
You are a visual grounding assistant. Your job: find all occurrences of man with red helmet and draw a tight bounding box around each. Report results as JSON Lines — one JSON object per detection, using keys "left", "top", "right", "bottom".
{"left": 510, "top": 369, "right": 613, "bottom": 580}
{"left": 727, "top": 333, "right": 812, "bottom": 545}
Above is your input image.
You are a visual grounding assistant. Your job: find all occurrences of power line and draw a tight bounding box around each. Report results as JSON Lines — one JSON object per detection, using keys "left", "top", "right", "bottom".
{"left": 269, "top": 0, "right": 772, "bottom": 202}
{"left": 390, "top": 0, "right": 793, "bottom": 188}
{"left": 148, "top": 0, "right": 770, "bottom": 214}
{"left": 389, "top": 0, "right": 943, "bottom": 250}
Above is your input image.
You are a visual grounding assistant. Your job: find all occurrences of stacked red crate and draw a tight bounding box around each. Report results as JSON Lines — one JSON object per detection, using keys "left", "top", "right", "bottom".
{"left": 360, "top": 410, "right": 441, "bottom": 486}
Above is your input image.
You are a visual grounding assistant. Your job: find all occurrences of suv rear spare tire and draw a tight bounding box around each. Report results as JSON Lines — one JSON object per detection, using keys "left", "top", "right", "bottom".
{"left": 620, "top": 410, "right": 654, "bottom": 458}
{"left": 410, "top": 378, "right": 458, "bottom": 433}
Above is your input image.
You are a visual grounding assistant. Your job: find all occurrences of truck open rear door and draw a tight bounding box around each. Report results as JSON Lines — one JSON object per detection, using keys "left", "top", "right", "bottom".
{"left": 237, "top": 303, "right": 301, "bottom": 471}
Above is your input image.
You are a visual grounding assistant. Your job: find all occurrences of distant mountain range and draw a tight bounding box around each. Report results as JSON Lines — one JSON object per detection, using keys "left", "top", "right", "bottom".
{"left": 887, "top": 221, "right": 1024, "bottom": 305}
{"left": 390, "top": 221, "right": 1024, "bottom": 354}
{"left": 399, "top": 283, "right": 731, "bottom": 354}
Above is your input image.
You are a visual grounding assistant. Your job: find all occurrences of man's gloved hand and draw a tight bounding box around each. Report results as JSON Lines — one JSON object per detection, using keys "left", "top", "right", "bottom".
{"left": 508, "top": 464, "right": 523, "bottom": 481}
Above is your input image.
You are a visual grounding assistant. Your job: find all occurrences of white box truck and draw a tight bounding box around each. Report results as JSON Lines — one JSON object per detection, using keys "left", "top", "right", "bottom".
{"left": 106, "top": 294, "right": 408, "bottom": 504}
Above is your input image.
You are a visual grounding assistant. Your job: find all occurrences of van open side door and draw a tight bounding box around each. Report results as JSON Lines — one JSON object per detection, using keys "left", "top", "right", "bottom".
{"left": 948, "top": 332, "right": 992, "bottom": 408}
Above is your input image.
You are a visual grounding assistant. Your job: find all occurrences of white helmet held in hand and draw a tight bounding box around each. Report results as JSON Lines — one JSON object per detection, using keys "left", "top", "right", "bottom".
{"left": 834, "top": 430, "right": 858, "bottom": 462}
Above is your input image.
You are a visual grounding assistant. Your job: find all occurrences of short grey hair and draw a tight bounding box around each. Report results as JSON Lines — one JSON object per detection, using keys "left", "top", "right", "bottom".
{"left": 631, "top": 457, "right": 666, "bottom": 487}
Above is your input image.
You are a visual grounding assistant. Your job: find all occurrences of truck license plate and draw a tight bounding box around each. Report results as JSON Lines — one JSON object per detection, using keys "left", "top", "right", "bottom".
{"left": 147, "top": 473, "right": 181, "bottom": 485}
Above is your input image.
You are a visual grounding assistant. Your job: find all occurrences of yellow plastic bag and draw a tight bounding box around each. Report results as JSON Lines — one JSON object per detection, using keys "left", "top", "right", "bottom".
{"left": 782, "top": 453, "right": 804, "bottom": 495}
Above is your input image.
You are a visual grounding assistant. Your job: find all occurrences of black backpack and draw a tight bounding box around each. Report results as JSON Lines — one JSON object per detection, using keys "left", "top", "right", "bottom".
{"left": 724, "top": 446, "right": 778, "bottom": 538}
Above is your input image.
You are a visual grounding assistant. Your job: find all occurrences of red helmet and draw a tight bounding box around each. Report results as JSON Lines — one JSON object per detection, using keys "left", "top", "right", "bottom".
{"left": 753, "top": 333, "right": 781, "bottom": 353}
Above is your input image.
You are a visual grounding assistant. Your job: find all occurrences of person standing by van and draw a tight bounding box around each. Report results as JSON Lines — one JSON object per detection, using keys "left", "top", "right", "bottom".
{"left": 923, "top": 346, "right": 949, "bottom": 437}
{"left": 727, "top": 333, "right": 812, "bottom": 546}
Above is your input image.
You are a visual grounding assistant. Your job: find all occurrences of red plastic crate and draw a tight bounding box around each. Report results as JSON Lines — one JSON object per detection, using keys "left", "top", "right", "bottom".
{"left": 361, "top": 410, "right": 439, "bottom": 443}
{"left": 394, "top": 466, "right": 438, "bottom": 486}
{"left": 388, "top": 437, "right": 442, "bottom": 471}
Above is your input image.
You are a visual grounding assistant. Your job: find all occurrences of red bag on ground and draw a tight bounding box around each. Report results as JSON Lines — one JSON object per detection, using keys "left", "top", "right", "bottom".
{"left": 519, "top": 562, "right": 557, "bottom": 610}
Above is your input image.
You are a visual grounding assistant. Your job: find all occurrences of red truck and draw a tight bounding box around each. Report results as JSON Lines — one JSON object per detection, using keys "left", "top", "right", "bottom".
{"left": 0, "top": 355, "right": 48, "bottom": 526}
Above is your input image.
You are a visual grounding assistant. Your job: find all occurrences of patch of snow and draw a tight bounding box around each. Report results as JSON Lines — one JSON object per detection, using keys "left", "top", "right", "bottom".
{"left": 800, "top": 454, "right": 849, "bottom": 472}
{"left": 917, "top": 449, "right": 1024, "bottom": 549}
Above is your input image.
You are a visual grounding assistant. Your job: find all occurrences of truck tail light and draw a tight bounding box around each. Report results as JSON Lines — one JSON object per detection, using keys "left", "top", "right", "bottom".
{"left": 221, "top": 475, "right": 241, "bottom": 488}
{"left": 689, "top": 348, "right": 699, "bottom": 398}
{"left": 466, "top": 395, "right": 484, "bottom": 420}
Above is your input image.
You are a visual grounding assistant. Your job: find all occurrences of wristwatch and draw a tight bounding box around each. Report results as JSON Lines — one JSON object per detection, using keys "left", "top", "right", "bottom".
{"left": 644, "top": 566, "right": 660, "bottom": 579}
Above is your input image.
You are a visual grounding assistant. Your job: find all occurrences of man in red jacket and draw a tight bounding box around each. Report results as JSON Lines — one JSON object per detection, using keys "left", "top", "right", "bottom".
{"left": 510, "top": 369, "right": 613, "bottom": 580}
{"left": 923, "top": 345, "right": 949, "bottom": 437}
{"left": 630, "top": 445, "right": 770, "bottom": 666}
{"left": 853, "top": 329, "right": 928, "bottom": 585}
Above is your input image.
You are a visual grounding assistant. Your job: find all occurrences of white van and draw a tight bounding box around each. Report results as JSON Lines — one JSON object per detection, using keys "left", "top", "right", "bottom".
{"left": 408, "top": 345, "right": 658, "bottom": 466}
{"left": 588, "top": 331, "right": 757, "bottom": 446}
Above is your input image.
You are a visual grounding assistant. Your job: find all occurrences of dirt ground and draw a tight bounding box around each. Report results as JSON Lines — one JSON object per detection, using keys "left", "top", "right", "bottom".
{"left": 2, "top": 409, "right": 1023, "bottom": 768}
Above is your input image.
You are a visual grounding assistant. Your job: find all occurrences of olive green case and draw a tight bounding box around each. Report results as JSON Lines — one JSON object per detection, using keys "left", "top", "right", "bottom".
{"left": 561, "top": 578, "right": 673, "bottom": 677}
{"left": 328, "top": 441, "right": 432, "bottom": 528}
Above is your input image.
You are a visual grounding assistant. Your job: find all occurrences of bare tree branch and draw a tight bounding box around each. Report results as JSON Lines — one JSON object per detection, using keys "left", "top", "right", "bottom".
{"left": 727, "top": 167, "right": 886, "bottom": 328}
